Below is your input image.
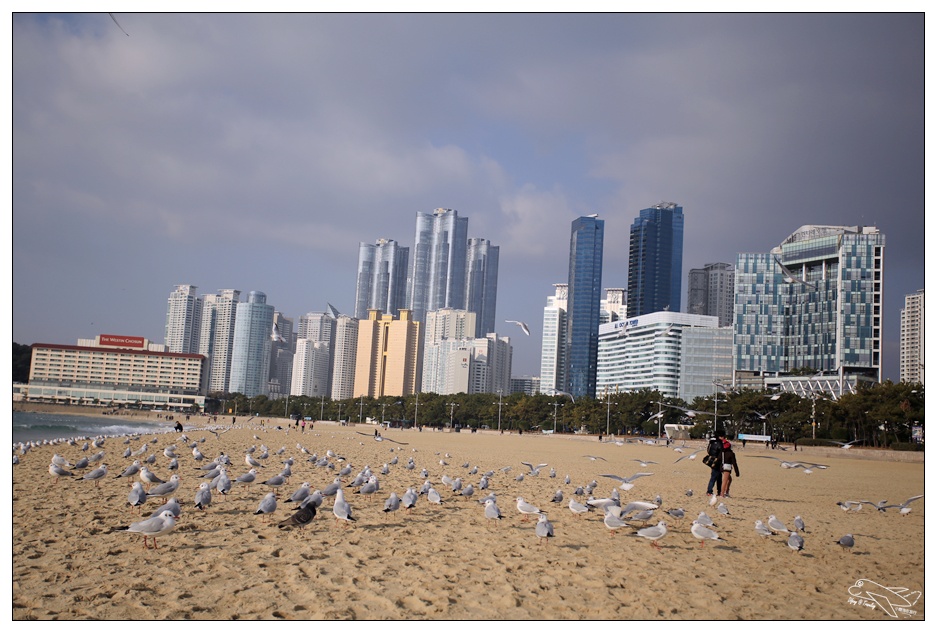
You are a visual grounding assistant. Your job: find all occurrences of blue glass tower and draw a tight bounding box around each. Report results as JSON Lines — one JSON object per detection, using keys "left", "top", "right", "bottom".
{"left": 565, "top": 215, "right": 604, "bottom": 399}
{"left": 627, "top": 202, "right": 684, "bottom": 318}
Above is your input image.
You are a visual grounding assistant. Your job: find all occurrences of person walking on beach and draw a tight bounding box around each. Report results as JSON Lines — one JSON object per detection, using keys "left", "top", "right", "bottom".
{"left": 720, "top": 438, "right": 740, "bottom": 497}
{"left": 705, "top": 429, "right": 725, "bottom": 496}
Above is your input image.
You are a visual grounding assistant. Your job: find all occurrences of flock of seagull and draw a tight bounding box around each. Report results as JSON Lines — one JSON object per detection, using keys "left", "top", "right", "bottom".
{"left": 17, "top": 422, "right": 923, "bottom": 555}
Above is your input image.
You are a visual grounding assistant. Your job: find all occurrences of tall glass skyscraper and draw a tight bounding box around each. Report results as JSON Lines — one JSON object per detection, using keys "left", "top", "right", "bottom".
{"left": 354, "top": 238, "right": 409, "bottom": 320}
{"left": 735, "top": 225, "right": 884, "bottom": 383}
{"left": 407, "top": 208, "right": 469, "bottom": 326}
{"left": 627, "top": 202, "right": 684, "bottom": 318}
{"left": 565, "top": 215, "right": 604, "bottom": 399}
{"left": 164, "top": 284, "right": 202, "bottom": 354}
{"left": 228, "top": 290, "right": 274, "bottom": 397}
{"left": 465, "top": 237, "right": 499, "bottom": 337}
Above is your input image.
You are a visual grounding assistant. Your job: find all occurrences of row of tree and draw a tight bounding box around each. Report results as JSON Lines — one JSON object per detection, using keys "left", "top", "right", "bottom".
{"left": 206, "top": 380, "right": 924, "bottom": 448}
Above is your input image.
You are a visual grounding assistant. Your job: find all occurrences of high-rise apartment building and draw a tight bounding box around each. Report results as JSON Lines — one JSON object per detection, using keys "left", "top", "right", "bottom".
{"left": 422, "top": 308, "right": 477, "bottom": 394}
{"left": 290, "top": 339, "right": 330, "bottom": 397}
{"left": 900, "top": 289, "right": 924, "bottom": 384}
{"left": 735, "top": 225, "right": 884, "bottom": 390}
{"left": 330, "top": 314, "right": 359, "bottom": 400}
{"left": 566, "top": 215, "right": 604, "bottom": 399}
{"left": 200, "top": 289, "right": 240, "bottom": 393}
{"left": 407, "top": 208, "right": 469, "bottom": 326}
{"left": 688, "top": 262, "right": 735, "bottom": 327}
{"left": 627, "top": 202, "right": 684, "bottom": 318}
{"left": 228, "top": 291, "right": 274, "bottom": 397}
{"left": 164, "top": 284, "right": 203, "bottom": 354}
{"left": 268, "top": 312, "right": 294, "bottom": 399}
{"left": 353, "top": 309, "right": 423, "bottom": 398}
{"left": 465, "top": 238, "right": 500, "bottom": 337}
{"left": 539, "top": 283, "right": 568, "bottom": 396}
{"left": 354, "top": 238, "right": 410, "bottom": 320}
{"left": 297, "top": 311, "right": 337, "bottom": 395}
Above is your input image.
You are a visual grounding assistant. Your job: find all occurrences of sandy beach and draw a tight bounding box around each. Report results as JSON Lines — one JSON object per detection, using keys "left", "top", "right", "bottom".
{"left": 12, "top": 414, "right": 925, "bottom": 621}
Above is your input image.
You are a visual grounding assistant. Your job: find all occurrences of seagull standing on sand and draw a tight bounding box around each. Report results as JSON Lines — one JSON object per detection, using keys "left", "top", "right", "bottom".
{"left": 835, "top": 534, "right": 855, "bottom": 552}
{"left": 333, "top": 489, "right": 355, "bottom": 527}
{"left": 690, "top": 520, "right": 726, "bottom": 548}
{"left": 255, "top": 492, "right": 277, "bottom": 522}
{"left": 636, "top": 520, "right": 668, "bottom": 550}
{"left": 81, "top": 463, "right": 108, "bottom": 486}
{"left": 535, "top": 513, "right": 555, "bottom": 544}
{"left": 516, "top": 497, "right": 541, "bottom": 521}
{"left": 115, "top": 510, "right": 177, "bottom": 550}
{"left": 194, "top": 482, "right": 212, "bottom": 510}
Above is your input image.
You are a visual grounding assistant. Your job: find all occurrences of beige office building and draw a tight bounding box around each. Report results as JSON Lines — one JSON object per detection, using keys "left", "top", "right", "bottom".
{"left": 353, "top": 309, "right": 423, "bottom": 398}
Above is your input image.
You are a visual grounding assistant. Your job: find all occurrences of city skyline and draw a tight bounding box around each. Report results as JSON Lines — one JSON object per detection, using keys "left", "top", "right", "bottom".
{"left": 11, "top": 14, "right": 925, "bottom": 382}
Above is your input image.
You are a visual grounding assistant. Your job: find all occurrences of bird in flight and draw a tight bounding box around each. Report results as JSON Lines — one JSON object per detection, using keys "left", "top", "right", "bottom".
{"left": 505, "top": 320, "right": 530, "bottom": 336}
{"left": 774, "top": 256, "right": 817, "bottom": 290}
{"left": 109, "top": 13, "right": 129, "bottom": 36}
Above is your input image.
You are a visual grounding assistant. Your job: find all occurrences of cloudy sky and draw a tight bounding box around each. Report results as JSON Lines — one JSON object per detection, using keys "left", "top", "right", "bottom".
{"left": 12, "top": 12, "right": 925, "bottom": 382}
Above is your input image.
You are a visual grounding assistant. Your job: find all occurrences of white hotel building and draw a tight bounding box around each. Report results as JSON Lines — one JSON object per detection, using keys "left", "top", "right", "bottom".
{"left": 25, "top": 334, "right": 207, "bottom": 410}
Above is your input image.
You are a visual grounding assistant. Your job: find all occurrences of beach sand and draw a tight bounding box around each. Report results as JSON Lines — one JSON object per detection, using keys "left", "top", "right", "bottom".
{"left": 12, "top": 417, "right": 925, "bottom": 620}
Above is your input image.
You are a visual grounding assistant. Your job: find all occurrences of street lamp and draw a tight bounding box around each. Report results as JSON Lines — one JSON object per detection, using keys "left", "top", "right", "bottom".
{"left": 604, "top": 389, "right": 617, "bottom": 436}
{"left": 337, "top": 402, "right": 343, "bottom": 423}
{"left": 415, "top": 392, "right": 419, "bottom": 428}
{"left": 448, "top": 402, "right": 459, "bottom": 428}
{"left": 497, "top": 389, "right": 504, "bottom": 432}
{"left": 320, "top": 394, "right": 325, "bottom": 421}
{"left": 552, "top": 401, "right": 562, "bottom": 432}
{"left": 359, "top": 395, "right": 365, "bottom": 424}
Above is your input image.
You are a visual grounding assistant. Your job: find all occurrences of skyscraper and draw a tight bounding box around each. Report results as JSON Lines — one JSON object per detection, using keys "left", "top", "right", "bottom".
{"left": 200, "top": 289, "right": 240, "bottom": 393}
{"left": 354, "top": 238, "right": 409, "bottom": 320}
{"left": 566, "top": 215, "right": 604, "bottom": 399}
{"left": 406, "top": 208, "right": 469, "bottom": 325}
{"left": 539, "top": 283, "right": 568, "bottom": 396}
{"left": 290, "top": 339, "right": 330, "bottom": 397}
{"left": 627, "top": 202, "right": 684, "bottom": 318}
{"left": 268, "top": 312, "right": 294, "bottom": 399}
{"left": 465, "top": 237, "right": 500, "bottom": 337}
{"left": 421, "top": 308, "right": 477, "bottom": 394}
{"left": 228, "top": 291, "right": 274, "bottom": 397}
{"left": 735, "top": 225, "right": 884, "bottom": 388}
{"left": 297, "top": 311, "right": 336, "bottom": 396}
{"left": 330, "top": 314, "right": 359, "bottom": 400}
{"left": 354, "top": 309, "right": 423, "bottom": 398}
{"left": 164, "top": 284, "right": 202, "bottom": 354}
{"left": 900, "top": 289, "right": 924, "bottom": 384}
{"left": 687, "top": 262, "right": 735, "bottom": 327}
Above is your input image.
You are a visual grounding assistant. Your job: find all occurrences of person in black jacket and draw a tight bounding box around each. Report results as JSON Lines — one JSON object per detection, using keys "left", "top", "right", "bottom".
{"left": 720, "top": 440, "right": 740, "bottom": 497}
{"left": 705, "top": 430, "right": 725, "bottom": 496}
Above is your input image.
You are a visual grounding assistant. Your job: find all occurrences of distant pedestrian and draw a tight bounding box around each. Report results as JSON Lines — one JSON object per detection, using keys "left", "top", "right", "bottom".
{"left": 301, "top": 420, "right": 306, "bottom": 433}
{"left": 705, "top": 430, "right": 725, "bottom": 497}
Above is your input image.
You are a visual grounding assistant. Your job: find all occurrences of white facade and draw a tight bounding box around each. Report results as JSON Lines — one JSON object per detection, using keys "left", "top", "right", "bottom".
{"left": 678, "top": 326, "right": 734, "bottom": 403}
{"left": 201, "top": 289, "right": 240, "bottom": 393}
{"left": 900, "top": 289, "right": 924, "bottom": 384}
{"left": 422, "top": 334, "right": 512, "bottom": 395}
{"left": 596, "top": 311, "right": 719, "bottom": 399}
{"left": 539, "top": 283, "right": 567, "bottom": 395}
{"left": 291, "top": 339, "right": 331, "bottom": 397}
{"left": 164, "top": 284, "right": 203, "bottom": 354}
{"left": 330, "top": 315, "right": 359, "bottom": 400}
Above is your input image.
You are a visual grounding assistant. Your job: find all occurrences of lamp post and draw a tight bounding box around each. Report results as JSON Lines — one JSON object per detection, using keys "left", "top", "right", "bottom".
{"left": 496, "top": 389, "right": 504, "bottom": 432}
{"left": 448, "top": 402, "right": 458, "bottom": 428}
{"left": 552, "top": 401, "right": 562, "bottom": 433}
{"left": 337, "top": 402, "right": 342, "bottom": 423}
{"left": 359, "top": 395, "right": 364, "bottom": 424}
{"left": 320, "top": 394, "right": 325, "bottom": 421}
{"left": 605, "top": 390, "right": 617, "bottom": 436}
{"left": 415, "top": 392, "right": 419, "bottom": 429}
{"left": 382, "top": 402, "right": 388, "bottom": 424}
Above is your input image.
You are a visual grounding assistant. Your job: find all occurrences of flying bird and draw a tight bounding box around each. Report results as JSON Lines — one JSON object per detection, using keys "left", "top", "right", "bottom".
{"left": 109, "top": 13, "right": 129, "bottom": 36}
{"left": 505, "top": 320, "right": 530, "bottom": 336}
{"left": 774, "top": 256, "right": 817, "bottom": 290}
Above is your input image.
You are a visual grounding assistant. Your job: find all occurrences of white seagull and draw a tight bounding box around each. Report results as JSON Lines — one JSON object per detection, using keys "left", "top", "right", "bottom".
{"left": 505, "top": 320, "right": 531, "bottom": 336}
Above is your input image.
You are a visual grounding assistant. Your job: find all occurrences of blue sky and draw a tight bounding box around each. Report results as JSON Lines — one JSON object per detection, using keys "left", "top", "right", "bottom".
{"left": 11, "top": 12, "right": 926, "bottom": 382}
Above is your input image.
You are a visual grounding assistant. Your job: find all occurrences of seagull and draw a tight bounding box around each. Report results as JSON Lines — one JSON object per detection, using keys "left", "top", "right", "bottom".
{"left": 599, "top": 471, "right": 655, "bottom": 491}
{"left": 583, "top": 455, "right": 607, "bottom": 462}
{"left": 569, "top": 499, "right": 589, "bottom": 515}
{"left": 127, "top": 482, "right": 147, "bottom": 511}
{"left": 332, "top": 489, "right": 355, "bottom": 527}
{"left": 603, "top": 509, "right": 630, "bottom": 536}
{"left": 234, "top": 468, "right": 258, "bottom": 491}
{"left": 550, "top": 489, "right": 564, "bottom": 503}
{"left": 673, "top": 450, "right": 703, "bottom": 463}
{"left": 635, "top": 520, "right": 668, "bottom": 550}
{"left": 787, "top": 531, "right": 805, "bottom": 553}
{"left": 881, "top": 494, "right": 924, "bottom": 515}
{"left": 147, "top": 475, "right": 181, "bottom": 498}
{"left": 285, "top": 482, "right": 312, "bottom": 504}
{"left": 632, "top": 459, "right": 658, "bottom": 468}
{"left": 194, "top": 482, "right": 212, "bottom": 510}
{"left": 505, "top": 320, "right": 531, "bottom": 336}
{"left": 148, "top": 498, "right": 181, "bottom": 519}
{"left": 690, "top": 520, "right": 727, "bottom": 548}
{"left": 382, "top": 492, "right": 401, "bottom": 516}
{"left": 665, "top": 507, "right": 686, "bottom": 520}
{"left": 823, "top": 439, "right": 864, "bottom": 449}
{"left": 49, "top": 462, "right": 75, "bottom": 483}
{"left": 355, "top": 432, "right": 408, "bottom": 445}
{"left": 80, "top": 463, "right": 108, "bottom": 486}
{"left": 835, "top": 534, "right": 855, "bottom": 553}
{"left": 516, "top": 497, "right": 541, "bottom": 521}
{"left": 115, "top": 460, "right": 142, "bottom": 479}
{"left": 716, "top": 502, "right": 730, "bottom": 516}
{"left": 754, "top": 520, "right": 773, "bottom": 537}
{"left": 535, "top": 513, "right": 555, "bottom": 544}
{"left": 767, "top": 515, "right": 789, "bottom": 533}
{"left": 115, "top": 510, "right": 177, "bottom": 550}
{"left": 793, "top": 515, "right": 807, "bottom": 532}
{"left": 836, "top": 501, "right": 863, "bottom": 512}
{"left": 774, "top": 256, "right": 817, "bottom": 290}
{"left": 521, "top": 461, "right": 548, "bottom": 476}
{"left": 254, "top": 492, "right": 277, "bottom": 522}
{"left": 484, "top": 499, "right": 504, "bottom": 524}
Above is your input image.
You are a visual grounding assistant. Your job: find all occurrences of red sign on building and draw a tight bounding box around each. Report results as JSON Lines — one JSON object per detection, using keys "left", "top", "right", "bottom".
{"left": 99, "top": 334, "right": 146, "bottom": 349}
